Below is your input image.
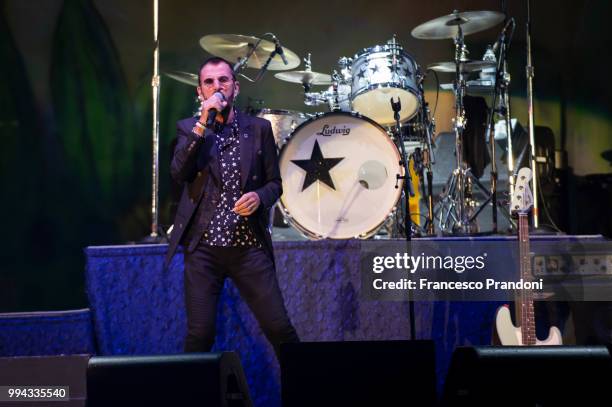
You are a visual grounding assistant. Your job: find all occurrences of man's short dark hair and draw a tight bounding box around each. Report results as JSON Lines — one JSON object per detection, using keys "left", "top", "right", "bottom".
{"left": 198, "top": 57, "right": 236, "bottom": 84}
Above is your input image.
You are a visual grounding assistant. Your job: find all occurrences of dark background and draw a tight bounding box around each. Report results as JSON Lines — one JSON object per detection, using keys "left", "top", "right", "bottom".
{"left": 1, "top": 0, "right": 611, "bottom": 312}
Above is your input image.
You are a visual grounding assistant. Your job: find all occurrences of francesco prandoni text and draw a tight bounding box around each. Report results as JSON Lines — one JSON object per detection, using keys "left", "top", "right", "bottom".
{"left": 372, "top": 278, "right": 543, "bottom": 291}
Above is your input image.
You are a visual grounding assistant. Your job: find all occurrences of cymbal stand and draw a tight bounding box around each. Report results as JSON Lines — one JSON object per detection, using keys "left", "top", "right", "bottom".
{"left": 435, "top": 25, "right": 472, "bottom": 233}
{"left": 474, "top": 19, "right": 517, "bottom": 231}
{"left": 234, "top": 32, "right": 281, "bottom": 83}
{"left": 233, "top": 39, "right": 262, "bottom": 79}
{"left": 302, "top": 54, "right": 332, "bottom": 106}
{"left": 436, "top": 24, "right": 506, "bottom": 234}
{"left": 301, "top": 53, "right": 313, "bottom": 93}
{"left": 525, "top": 0, "right": 540, "bottom": 228}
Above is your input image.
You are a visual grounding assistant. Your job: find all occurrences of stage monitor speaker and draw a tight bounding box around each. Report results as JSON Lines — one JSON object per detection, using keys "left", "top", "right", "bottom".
{"left": 0, "top": 354, "right": 89, "bottom": 407}
{"left": 280, "top": 340, "right": 436, "bottom": 407}
{"left": 441, "top": 345, "right": 612, "bottom": 406}
{"left": 87, "top": 352, "right": 252, "bottom": 407}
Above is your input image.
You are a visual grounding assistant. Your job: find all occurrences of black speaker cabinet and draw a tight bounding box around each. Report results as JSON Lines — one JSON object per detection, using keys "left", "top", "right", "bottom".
{"left": 280, "top": 340, "right": 436, "bottom": 407}
{"left": 442, "top": 346, "right": 612, "bottom": 406}
{"left": 87, "top": 352, "right": 252, "bottom": 407}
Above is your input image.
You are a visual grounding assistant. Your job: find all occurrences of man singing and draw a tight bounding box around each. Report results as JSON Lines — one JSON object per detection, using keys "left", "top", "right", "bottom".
{"left": 165, "top": 57, "right": 299, "bottom": 356}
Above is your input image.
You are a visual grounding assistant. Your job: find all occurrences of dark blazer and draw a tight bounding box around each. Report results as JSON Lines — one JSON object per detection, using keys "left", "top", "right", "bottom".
{"left": 164, "top": 112, "right": 281, "bottom": 267}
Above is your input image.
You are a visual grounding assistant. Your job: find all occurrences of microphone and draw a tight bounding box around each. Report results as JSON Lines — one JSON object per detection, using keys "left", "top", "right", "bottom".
{"left": 492, "top": 18, "right": 515, "bottom": 53}
{"left": 205, "top": 91, "right": 225, "bottom": 128}
{"left": 233, "top": 57, "right": 246, "bottom": 73}
{"left": 271, "top": 35, "right": 288, "bottom": 66}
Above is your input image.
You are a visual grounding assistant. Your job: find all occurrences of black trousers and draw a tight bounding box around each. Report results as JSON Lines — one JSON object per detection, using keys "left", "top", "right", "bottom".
{"left": 183, "top": 244, "right": 299, "bottom": 357}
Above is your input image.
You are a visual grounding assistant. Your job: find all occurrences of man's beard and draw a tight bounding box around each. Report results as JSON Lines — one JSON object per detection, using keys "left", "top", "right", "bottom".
{"left": 220, "top": 102, "right": 232, "bottom": 123}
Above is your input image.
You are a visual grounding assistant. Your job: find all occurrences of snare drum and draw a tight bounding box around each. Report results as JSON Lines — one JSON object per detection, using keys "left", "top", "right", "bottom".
{"left": 278, "top": 111, "right": 403, "bottom": 239}
{"left": 253, "top": 109, "right": 310, "bottom": 146}
{"left": 351, "top": 43, "right": 421, "bottom": 126}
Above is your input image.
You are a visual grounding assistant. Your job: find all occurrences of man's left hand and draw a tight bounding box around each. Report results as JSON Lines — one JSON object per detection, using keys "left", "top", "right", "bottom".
{"left": 233, "top": 192, "right": 261, "bottom": 216}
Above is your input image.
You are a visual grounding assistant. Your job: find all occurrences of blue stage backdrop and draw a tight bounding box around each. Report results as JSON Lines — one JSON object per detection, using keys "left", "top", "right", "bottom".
{"left": 85, "top": 240, "right": 507, "bottom": 407}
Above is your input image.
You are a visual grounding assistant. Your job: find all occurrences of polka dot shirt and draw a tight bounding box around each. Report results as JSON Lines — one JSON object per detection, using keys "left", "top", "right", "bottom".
{"left": 201, "top": 117, "right": 261, "bottom": 247}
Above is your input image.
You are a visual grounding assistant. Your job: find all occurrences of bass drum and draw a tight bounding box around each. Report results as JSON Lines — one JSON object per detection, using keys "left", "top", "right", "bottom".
{"left": 278, "top": 111, "right": 404, "bottom": 239}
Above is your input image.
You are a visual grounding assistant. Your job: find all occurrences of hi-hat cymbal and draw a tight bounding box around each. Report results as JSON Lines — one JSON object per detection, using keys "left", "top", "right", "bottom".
{"left": 199, "top": 34, "right": 300, "bottom": 70}
{"left": 428, "top": 60, "right": 496, "bottom": 73}
{"left": 412, "top": 10, "right": 504, "bottom": 39}
{"left": 274, "top": 70, "right": 332, "bottom": 85}
{"left": 165, "top": 70, "right": 199, "bottom": 86}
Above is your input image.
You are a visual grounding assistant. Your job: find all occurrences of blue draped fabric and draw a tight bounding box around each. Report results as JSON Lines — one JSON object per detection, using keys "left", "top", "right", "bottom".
{"left": 84, "top": 241, "right": 501, "bottom": 406}
{"left": 0, "top": 309, "right": 95, "bottom": 357}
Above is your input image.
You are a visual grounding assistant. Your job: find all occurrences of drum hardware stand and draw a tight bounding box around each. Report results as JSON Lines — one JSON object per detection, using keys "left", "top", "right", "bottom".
{"left": 301, "top": 54, "right": 330, "bottom": 106}
{"left": 411, "top": 147, "right": 428, "bottom": 232}
{"left": 436, "top": 20, "right": 515, "bottom": 234}
{"left": 392, "top": 97, "right": 416, "bottom": 239}
{"left": 330, "top": 70, "right": 342, "bottom": 111}
{"left": 337, "top": 56, "right": 352, "bottom": 83}
{"left": 435, "top": 24, "right": 481, "bottom": 233}
{"left": 423, "top": 149, "right": 435, "bottom": 236}
{"left": 233, "top": 32, "right": 283, "bottom": 83}
{"left": 232, "top": 38, "right": 262, "bottom": 80}
{"left": 470, "top": 18, "right": 517, "bottom": 232}
{"left": 391, "top": 97, "right": 417, "bottom": 340}
{"left": 525, "top": 0, "right": 540, "bottom": 228}
{"left": 416, "top": 76, "right": 437, "bottom": 235}
{"left": 301, "top": 53, "right": 314, "bottom": 94}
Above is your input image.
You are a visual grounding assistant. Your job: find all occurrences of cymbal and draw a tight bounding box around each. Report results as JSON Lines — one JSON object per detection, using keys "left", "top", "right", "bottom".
{"left": 199, "top": 34, "right": 300, "bottom": 70}
{"left": 274, "top": 70, "right": 332, "bottom": 85}
{"left": 428, "top": 60, "right": 496, "bottom": 73}
{"left": 165, "top": 70, "right": 198, "bottom": 86}
{"left": 412, "top": 10, "right": 504, "bottom": 39}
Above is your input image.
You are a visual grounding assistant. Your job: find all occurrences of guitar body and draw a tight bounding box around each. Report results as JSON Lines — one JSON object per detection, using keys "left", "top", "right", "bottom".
{"left": 495, "top": 305, "right": 563, "bottom": 346}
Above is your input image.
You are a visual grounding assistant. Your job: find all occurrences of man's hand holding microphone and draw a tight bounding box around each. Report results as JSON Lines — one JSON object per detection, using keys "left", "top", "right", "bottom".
{"left": 201, "top": 91, "right": 227, "bottom": 128}
{"left": 193, "top": 92, "right": 227, "bottom": 137}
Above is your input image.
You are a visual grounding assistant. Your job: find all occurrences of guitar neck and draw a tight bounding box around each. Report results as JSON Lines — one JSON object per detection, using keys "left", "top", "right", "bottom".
{"left": 517, "top": 213, "right": 536, "bottom": 346}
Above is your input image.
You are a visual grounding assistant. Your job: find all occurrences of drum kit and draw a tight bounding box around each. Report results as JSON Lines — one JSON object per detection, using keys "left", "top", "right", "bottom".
{"left": 168, "top": 10, "right": 524, "bottom": 240}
